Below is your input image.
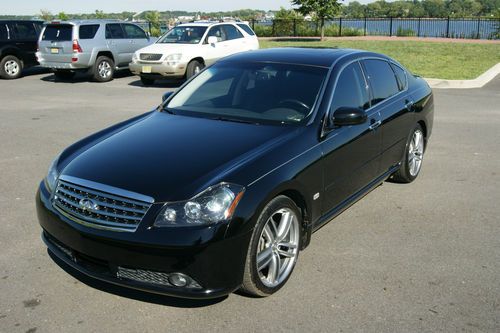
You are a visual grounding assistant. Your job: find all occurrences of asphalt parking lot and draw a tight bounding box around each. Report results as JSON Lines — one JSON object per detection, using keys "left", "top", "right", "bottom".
{"left": 0, "top": 69, "right": 499, "bottom": 333}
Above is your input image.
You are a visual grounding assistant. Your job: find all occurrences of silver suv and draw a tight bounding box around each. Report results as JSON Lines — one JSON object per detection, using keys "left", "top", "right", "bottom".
{"left": 37, "top": 20, "right": 152, "bottom": 82}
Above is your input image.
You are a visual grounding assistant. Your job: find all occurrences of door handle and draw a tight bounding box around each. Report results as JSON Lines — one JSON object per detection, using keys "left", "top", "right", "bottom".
{"left": 369, "top": 120, "right": 381, "bottom": 131}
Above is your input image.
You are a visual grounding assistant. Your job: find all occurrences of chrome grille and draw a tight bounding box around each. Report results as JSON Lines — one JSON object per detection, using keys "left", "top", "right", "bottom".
{"left": 139, "top": 53, "right": 162, "bottom": 61}
{"left": 52, "top": 179, "right": 151, "bottom": 232}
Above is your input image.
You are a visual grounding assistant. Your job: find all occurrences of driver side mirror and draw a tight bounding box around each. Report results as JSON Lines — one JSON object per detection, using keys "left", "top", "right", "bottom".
{"left": 162, "top": 91, "right": 174, "bottom": 102}
{"left": 332, "top": 107, "right": 367, "bottom": 127}
{"left": 207, "top": 36, "right": 218, "bottom": 46}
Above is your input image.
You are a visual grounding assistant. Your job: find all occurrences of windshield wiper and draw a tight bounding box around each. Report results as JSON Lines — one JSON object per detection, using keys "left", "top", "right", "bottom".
{"left": 211, "top": 116, "right": 259, "bottom": 125}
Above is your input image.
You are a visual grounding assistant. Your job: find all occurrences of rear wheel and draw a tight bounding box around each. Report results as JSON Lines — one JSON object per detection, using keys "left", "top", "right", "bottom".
{"left": 140, "top": 76, "right": 155, "bottom": 86}
{"left": 241, "top": 196, "right": 301, "bottom": 297}
{"left": 185, "top": 60, "right": 204, "bottom": 79}
{"left": 93, "top": 56, "right": 114, "bottom": 82}
{"left": 53, "top": 70, "right": 75, "bottom": 80}
{"left": 392, "top": 124, "right": 425, "bottom": 183}
{"left": 0, "top": 55, "right": 23, "bottom": 79}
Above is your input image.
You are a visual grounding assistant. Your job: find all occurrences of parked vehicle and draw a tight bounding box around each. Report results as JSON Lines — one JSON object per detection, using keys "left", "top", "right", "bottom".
{"left": 129, "top": 21, "right": 259, "bottom": 85}
{"left": 0, "top": 20, "right": 44, "bottom": 79}
{"left": 36, "top": 20, "right": 152, "bottom": 82}
{"left": 37, "top": 48, "right": 433, "bottom": 299}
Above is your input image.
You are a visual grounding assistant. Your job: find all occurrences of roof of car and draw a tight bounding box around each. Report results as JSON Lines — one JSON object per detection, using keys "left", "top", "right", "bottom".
{"left": 46, "top": 19, "right": 126, "bottom": 25}
{"left": 219, "top": 47, "right": 370, "bottom": 68}
{"left": 177, "top": 21, "right": 240, "bottom": 27}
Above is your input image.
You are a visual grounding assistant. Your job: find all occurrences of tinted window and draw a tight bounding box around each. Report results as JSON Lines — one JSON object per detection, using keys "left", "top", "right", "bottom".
{"left": 330, "top": 62, "right": 370, "bottom": 117}
{"left": 237, "top": 23, "right": 255, "bottom": 36}
{"left": 363, "top": 59, "right": 400, "bottom": 106}
{"left": 123, "top": 24, "right": 147, "bottom": 39}
{"left": 206, "top": 26, "right": 227, "bottom": 42}
{"left": 13, "top": 22, "right": 37, "bottom": 39}
{"left": 42, "top": 24, "right": 73, "bottom": 41}
{"left": 223, "top": 25, "right": 243, "bottom": 40}
{"left": 0, "top": 24, "right": 8, "bottom": 40}
{"left": 157, "top": 26, "right": 206, "bottom": 44}
{"left": 167, "top": 62, "right": 327, "bottom": 125}
{"left": 105, "top": 24, "right": 125, "bottom": 39}
{"left": 391, "top": 63, "right": 407, "bottom": 91}
{"left": 79, "top": 25, "right": 99, "bottom": 39}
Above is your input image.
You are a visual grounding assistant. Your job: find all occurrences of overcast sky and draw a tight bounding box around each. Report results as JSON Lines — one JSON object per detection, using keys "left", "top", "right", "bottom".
{"left": 4, "top": 0, "right": 370, "bottom": 15}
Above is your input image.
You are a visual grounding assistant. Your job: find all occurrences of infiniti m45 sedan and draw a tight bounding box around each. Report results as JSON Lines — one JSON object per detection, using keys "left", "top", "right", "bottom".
{"left": 36, "top": 48, "right": 433, "bottom": 299}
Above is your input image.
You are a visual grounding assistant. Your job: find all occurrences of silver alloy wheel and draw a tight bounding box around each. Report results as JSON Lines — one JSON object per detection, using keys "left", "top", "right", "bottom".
{"left": 194, "top": 65, "right": 201, "bottom": 74}
{"left": 408, "top": 129, "right": 424, "bottom": 177}
{"left": 256, "top": 208, "right": 299, "bottom": 288}
{"left": 98, "top": 61, "right": 112, "bottom": 78}
{"left": 5, "top": 60, "right": 20, "bottom": 76}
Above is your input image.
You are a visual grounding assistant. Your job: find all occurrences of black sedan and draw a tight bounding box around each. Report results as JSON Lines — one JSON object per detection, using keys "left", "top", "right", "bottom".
{"left": 36, "top": 48, "right": 433, "bottom": 299}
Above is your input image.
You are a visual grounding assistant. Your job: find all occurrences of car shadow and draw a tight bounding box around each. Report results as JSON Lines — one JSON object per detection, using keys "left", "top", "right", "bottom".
{"left": 20, "top": 66, "right": 51, "bottom": 77}
{"left": 40, "top": 69, "right": 134, "bottom": 84}
{"left": 47, "top": 250, "right": 228, "bottom": 307}
{"left": 128, "top": 78, "right": 184, "bottom": 89}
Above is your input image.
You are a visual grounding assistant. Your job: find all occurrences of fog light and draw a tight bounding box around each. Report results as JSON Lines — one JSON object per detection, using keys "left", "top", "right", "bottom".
{"left": 169, "top": 273, "right": 188, "bottom": 287}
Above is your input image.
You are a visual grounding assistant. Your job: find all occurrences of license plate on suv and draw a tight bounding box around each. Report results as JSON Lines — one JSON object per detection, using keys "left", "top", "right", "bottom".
{"left": 50, "top": 48, "right": 59, "bottom": 54}
{"left": 142, "top": 66, "right": 152, "bottom": 73}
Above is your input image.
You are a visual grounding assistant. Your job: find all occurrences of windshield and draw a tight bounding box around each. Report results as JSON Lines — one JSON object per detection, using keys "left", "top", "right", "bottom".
{"left": 165, "top": 62, "right": 328, "bottom": 125}
{"left": 157, "top": 26, "right": 207, "bottom": 44}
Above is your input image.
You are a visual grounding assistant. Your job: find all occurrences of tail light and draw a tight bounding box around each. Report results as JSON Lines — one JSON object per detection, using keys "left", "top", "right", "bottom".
{"left": 72, "top": 39, "right": 82, "bottom": 53}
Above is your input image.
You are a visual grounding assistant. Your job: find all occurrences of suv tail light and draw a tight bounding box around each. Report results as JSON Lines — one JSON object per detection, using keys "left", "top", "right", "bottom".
{"left": 72, "top": 39, "right": 82, "bottom": 53}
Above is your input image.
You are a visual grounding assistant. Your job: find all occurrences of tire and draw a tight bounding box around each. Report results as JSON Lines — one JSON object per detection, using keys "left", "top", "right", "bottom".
{"left": 140, "top": 76, "right": 155, "bottom": 86}
{"left": 53, "top": 70, "right": 75, "bottom": 80}
{"left": 240, "top": 195, "right": 302, "bottom": 297}
{"left": 0, "top": 55, "right": 23, "bottom": 79}
{"left": 93, "top": 56, "right": 115, "bottom": 82}
{"left": 185, "top": 60, "right": 204, "bottom": 79}
{"left": 392, "top": 124, "right": 425, "bottom": 183}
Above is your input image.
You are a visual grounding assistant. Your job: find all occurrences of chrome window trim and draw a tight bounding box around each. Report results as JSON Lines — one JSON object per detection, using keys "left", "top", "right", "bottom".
{"left": 58, "top": 175, "right": 155, "bottom": 203}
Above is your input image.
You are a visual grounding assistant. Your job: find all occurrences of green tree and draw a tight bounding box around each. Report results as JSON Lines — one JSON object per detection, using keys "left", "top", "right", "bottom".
{"left": 145, "top": 10, "right": 161, "bottom": 35}
{"left": 39, "top": 9, "right": 53, "bottom": 21}
{"left": 57, "top": 12, "right": 69, "bottom": 21}
{"left": 94, "top": 10, "right": 106, "bottom": 19}
{"left": 292, "top": 0, "right": 343, "bottom": 39}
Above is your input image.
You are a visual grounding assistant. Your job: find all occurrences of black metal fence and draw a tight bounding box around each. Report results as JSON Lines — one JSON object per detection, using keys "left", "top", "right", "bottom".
{"left": 250, "top": 17, "right": 500, "bottom": 40}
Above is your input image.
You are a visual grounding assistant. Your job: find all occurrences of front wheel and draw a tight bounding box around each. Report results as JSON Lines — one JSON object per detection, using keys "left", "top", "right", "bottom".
{"left": 185, "top": 60, "right": 204, "bottom": 79}
{"left": 240, "top": 195, "right": 301, "bottom": 297}
{"left": 93, "top": 56, "right": 115, "bottom": 82}
{"left": 0, "top": 55, "right": 23, "bottom": 79}
{"left": 392, "top": 124, "right": 425, "bottom": 183}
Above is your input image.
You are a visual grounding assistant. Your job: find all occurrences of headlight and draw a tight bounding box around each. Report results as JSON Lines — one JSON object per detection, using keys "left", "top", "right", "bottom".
{"left": 165, "top": 53, "right": 182, "bottom": 66}
{"left": 154, "top": 183, "right": 245, "bottom": 227}
{"left": 45, "top": 157, "right": 60, "bottom": 192}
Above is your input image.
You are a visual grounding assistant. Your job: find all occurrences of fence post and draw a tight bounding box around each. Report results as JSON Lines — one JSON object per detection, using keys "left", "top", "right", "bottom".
{"left": 251, "top": 19, "right": 255, "bottom": 31}
{"left": 339, "top": 17, "right": 342, "bottom": 37}
{"left": 364, "top": 17, "right": 367, "bottom": 36}
{"left": 446, "top": 16, "right": 450, "bottom": 38}
{"left": 417, "top": 17, "right": 421, "bottom": 37}
{"left": 293, "top": 19, "right": 297, "bottom": 37}
{"left": 272, "top": 19, "right": 276, "bottom": 37}
{"left": 476, "top": 17, "right": 481, "bottom": 39}
{"left": 389, "top": 17, "right": 393, "bottom": 36}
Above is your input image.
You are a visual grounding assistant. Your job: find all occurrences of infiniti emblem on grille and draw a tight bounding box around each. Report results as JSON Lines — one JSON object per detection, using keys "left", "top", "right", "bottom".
{"left": 78, "top": 198, "right": 99, "bottom": 212}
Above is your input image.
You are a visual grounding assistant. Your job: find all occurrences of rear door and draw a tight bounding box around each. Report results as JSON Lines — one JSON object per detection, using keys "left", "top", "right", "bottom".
{"left": 0, "top": 23, "right": 9, "bottom": 50}
{"left": 361, "top": 59, "right": 413, "bottom": 174}
{"left": 122, "top": 23, "right": 150, "bottom": 57}
{"left": 39, "top": 24, "right": 74, "bottom": 63}
{"left": 10, "top": 21, "right": 39, "bottom": 64}
{"left": 105, "top": 23, "right": 129, "bottom": 66}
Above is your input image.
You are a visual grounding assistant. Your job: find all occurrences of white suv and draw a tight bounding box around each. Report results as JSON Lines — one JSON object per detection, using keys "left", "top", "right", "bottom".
{"left": 129, "top": 21, "right": 259, "bottom": 85}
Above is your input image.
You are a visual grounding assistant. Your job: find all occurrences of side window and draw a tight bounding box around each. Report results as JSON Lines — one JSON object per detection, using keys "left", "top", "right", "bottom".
{"left": 105, "top": 24, "right": 125, "bottom": 39}
{"left": 13, "top": 22, "right": 38, "bottom": 39}
{"left": 362, "top": 59, "right": 400, "bottom": 106}
{"left": 79, "top": 25, "right": 100, "bottom": 39}
{"left": 123, "top": 24, "right": 147, "bottom": 39}
{"left": 205, "top": 26, "right": 227, "bottom": 43}
{"left": 223, "top": 25, "right": 244, "bottom": 40}
{"left": 0, "top": 25, "right": 8, "bottom": 40}
{"left": 391, "top": 63, "right": 407, "bottom": 91}
{"left": 237, "top": 24, "right": 256, "bottom": 36}
{"left": 330, "top": 62, "right": 370, "bottom": 118}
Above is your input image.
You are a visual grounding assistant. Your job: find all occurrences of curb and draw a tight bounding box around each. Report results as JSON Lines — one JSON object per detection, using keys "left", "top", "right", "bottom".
{"left": 424, "top": 63, "right": 500, "bottom": 89}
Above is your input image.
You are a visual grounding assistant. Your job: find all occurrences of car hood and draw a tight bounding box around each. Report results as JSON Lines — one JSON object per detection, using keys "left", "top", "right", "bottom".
{"left": 137, "top": 43, "right": 199, "bottom": 56}
{"left": 61, "top": 112, "right": 293, "bottom": 203}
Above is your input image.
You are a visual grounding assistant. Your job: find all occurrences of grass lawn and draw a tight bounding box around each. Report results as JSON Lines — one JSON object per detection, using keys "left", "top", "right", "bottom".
{"left": 259, "top": 39, "right": 500, "bottom": 80}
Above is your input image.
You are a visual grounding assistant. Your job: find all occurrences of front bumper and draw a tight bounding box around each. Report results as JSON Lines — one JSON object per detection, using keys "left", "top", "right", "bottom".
{"left": 129, "top": 62, "right": 186, "bottom": 78}
{"left": 36, "top": 182, "right": 251, "bottom": 299}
